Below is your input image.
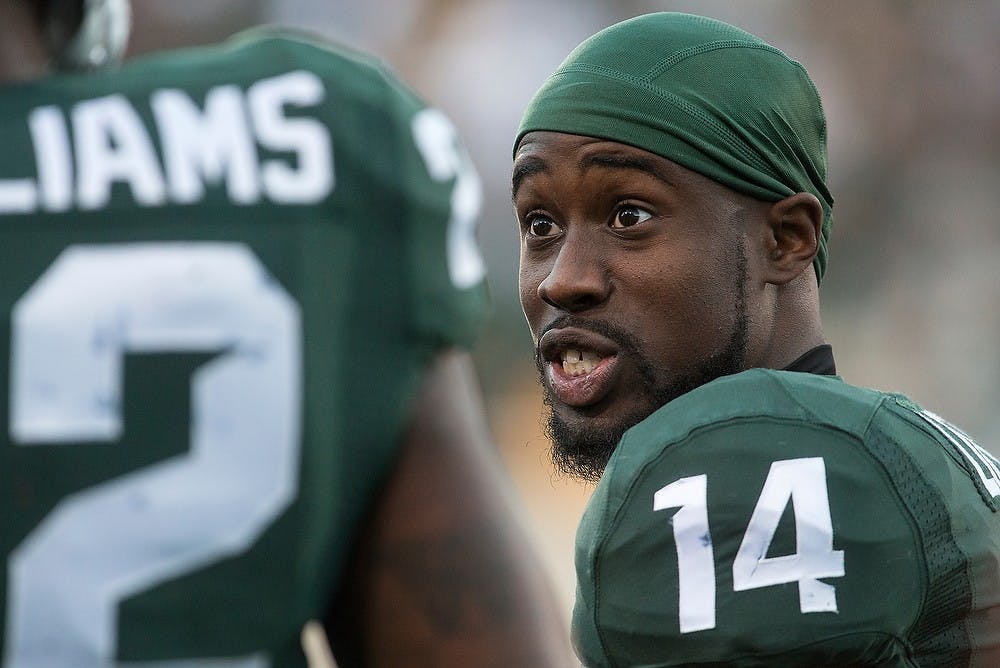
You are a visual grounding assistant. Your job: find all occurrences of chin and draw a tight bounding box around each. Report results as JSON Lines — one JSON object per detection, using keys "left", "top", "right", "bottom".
{"left": 545, "top": 397, "right": 658, "bottom": 482}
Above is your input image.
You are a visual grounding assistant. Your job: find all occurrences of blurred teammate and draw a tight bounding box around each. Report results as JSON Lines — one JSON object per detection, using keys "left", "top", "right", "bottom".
{"left": 513, "top": 12, "right": 1000, "bottom": 666}
{"left": 0, "top": 0, "right": 570, "bottom": 665}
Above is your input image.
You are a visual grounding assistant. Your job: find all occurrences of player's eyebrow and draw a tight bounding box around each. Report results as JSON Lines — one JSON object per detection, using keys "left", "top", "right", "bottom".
{"left": 579, "top": 153, "right": 675, "bottom": 189}
{"left": 511, "top": 156, "right": 548, "bottom": 202}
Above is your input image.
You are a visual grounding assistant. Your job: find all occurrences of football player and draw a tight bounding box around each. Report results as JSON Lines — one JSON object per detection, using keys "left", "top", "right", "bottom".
{"left": 0, "top": 0, "right": 571, "bottom": 665}
{"left": 513, "top": 12, "right": 1000, "bottom": 666}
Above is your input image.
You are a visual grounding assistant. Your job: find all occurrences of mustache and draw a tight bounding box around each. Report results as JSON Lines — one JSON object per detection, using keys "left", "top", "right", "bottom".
{"left": 533, "top": 315, "right": 645, "bottom": 369}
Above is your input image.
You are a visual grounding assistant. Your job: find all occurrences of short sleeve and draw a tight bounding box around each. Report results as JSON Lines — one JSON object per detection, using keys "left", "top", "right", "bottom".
{"left": 382, "top": 73, "right": 490, "bottom": 351}
{"left": 573, "top": 415, "right": 922, "bottom": 667}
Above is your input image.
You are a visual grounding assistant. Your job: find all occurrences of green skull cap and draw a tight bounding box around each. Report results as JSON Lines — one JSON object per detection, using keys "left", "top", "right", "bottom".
{"left": 516, "top": 12, "right": 834, "bottom": 282}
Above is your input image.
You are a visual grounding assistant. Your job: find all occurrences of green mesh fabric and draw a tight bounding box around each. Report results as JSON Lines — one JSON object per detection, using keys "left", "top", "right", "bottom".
{"left": 864, "top": 426, "right": 973, "bottom": 666}
{"left": 516, "top": 12, "right": 835, "bottom": 282}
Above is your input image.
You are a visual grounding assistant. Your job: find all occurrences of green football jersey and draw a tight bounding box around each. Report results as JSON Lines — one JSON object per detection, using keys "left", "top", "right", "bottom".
{"left": 0, "top": 30, "right": 488, "bottom": 666}
{"left": 574, "top": 369, "right": 1000, "bottom": 667}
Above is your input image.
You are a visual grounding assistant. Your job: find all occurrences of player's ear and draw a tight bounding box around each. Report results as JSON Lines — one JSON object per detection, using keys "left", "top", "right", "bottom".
{"left": 762, "top": 192, "right": 823, "bottom": 285}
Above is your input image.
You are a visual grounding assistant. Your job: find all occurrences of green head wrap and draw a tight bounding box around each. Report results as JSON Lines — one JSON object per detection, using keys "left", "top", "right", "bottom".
{"left": 516, "top": 12, "right": 834, "bottom": 282}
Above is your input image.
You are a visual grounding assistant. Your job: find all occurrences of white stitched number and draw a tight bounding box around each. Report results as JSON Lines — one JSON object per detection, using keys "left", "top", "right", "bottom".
{"left": 732, "top": 458, "right": 845, "bottom": 611}
{"left": 411, "top": 108, "right": 485, "bottom": 290}
{"left": 918, "top": 410, "right": 1000, "bottom": 500}
{"left": 653, "top": 475, "right": 716, "bottom": 633}
{"left": 4, "top": 243, "right": 301, "bottom": 667}
{"left": 654, "top": 457, "right": 845, "bottom": 634}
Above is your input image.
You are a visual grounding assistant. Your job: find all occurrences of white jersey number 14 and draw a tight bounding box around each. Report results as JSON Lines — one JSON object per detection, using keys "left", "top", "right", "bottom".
{"left": 654, "top": 457, "right": 845, "bottom": 634}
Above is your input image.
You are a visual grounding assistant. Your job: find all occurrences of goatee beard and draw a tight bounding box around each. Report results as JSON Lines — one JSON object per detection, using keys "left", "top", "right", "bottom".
{"left": 538, "top": 321, "right": 747, "bottom": 482}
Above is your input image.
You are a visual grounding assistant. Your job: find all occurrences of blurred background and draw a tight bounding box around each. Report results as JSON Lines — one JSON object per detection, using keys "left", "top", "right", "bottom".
{"left": 128, "top": 0, "right": 1000, "bottom": 623}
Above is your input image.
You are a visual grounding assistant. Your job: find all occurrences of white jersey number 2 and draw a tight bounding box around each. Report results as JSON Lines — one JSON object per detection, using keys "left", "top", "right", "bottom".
{"left": 654, "top": 457, "right": 845, "bottom": 634}
{"left": 4, "top": 243, "right": 301, "bottom": 668}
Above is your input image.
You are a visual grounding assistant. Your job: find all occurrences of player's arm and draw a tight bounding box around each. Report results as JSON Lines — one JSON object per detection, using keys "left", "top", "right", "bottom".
{"left": 327, "top": 348, "right": 574, "bottom": 667}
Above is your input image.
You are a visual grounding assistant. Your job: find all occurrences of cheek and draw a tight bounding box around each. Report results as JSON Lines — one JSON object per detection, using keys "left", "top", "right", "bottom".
{"left": 518, "top": 262, "right": 546, "bottom": 330}
{"left": 624, "top": 255, "right": 713, "bottom": 314}
{"left": 625, "top": 261, "right": 736, "bottom": 358}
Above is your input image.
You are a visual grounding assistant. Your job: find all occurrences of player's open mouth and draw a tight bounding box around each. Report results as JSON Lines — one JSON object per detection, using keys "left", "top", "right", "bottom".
{"left": 560, "top": 348, "right": 601, "bottom": 377}
{"left": 539, "top": 327, "right": 621, "bottom": 408}
{"left": 549, "top": 351, "right": 618, "bottom": 408}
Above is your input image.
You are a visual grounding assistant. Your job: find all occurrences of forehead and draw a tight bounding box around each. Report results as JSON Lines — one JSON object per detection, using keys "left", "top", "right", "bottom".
{"left": 512, "top": 131, "right": 713, "bottom": 201}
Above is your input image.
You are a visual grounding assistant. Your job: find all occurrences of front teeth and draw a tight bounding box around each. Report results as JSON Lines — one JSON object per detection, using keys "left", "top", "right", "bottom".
{"left": 561, "top": 348, "right": 600, "bottom": 377}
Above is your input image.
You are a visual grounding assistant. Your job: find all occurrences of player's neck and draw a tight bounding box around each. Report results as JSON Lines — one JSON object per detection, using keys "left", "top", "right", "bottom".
{"left": 0, "top": 0, "right": 52, "bottom": 84}
{"left": 756, "top": 278, "right": 828, "bottom": 371}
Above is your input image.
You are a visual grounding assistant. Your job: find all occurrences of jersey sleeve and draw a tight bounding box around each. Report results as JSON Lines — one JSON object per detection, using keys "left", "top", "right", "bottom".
{"left": 573, "top": 414, "right": 923, "bottom": 667}
{"left": 378, "top": 65, "right": 490, "bottom": 352}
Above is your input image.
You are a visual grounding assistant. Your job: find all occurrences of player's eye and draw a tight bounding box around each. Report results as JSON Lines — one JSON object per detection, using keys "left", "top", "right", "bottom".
{"left": 526, "top": 215, "right": 561, "bottom": 238}
{"left": 610, "top": 205, "right": 653, "bottom": 229}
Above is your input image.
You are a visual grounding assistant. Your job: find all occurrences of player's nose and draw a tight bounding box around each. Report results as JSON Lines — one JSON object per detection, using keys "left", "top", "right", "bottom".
{"left": 537, "top": 232, "right": 610, "bottom": 313}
